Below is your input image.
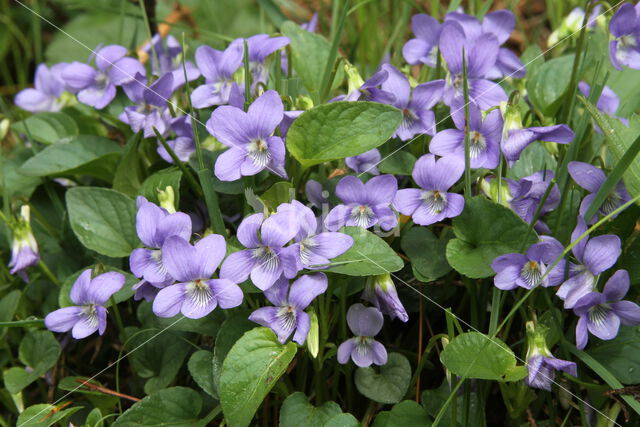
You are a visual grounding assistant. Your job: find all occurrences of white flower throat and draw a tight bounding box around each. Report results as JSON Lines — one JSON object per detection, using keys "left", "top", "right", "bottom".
{"left": 248, "top": 138, "right": 272, "bottom": 167}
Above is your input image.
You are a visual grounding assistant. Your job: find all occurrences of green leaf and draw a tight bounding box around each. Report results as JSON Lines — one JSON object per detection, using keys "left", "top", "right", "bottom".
{"left": 373, "top": 400, "right": 432, "bottom": 427}
{"left": 279, "top": 392, "right": 344, "bottom": 426}
{"left": 328, "top": 226, "right": 404, "bottom": 276}
{"left": 446, "top": 196, "right": 538, "bottom": 278}
{"left": 580, "top": 100, "right": 640, "bottom": 201}
{"left": 354, "top": 352, "right": 411, "bottom": 404}
{"left": 18, "top": 135, "right": 121, "bottom": 182}
{"left": 220, "top": 327, "right": 297, "bottom": 427}
{"left": 16, "top": 403, "right": 82, "bottom": 427}
{"left": 526, "top": 55, "right": 574, "bottom": 116}
{"left": 378, "top": 151, "right": 417, "bottom": 175}
{"left": 59, "top": 266, "right": 136, "bottom": 307}
{"left": 188, "top": 350, "right": 217, "bottom": 398}
{"left": 286, "top": 102, "right": 402, "bottom": 168}
{"left": 507, "top": 143, "right": 557, "bottom": 180}
{"left": 139, "top": 167, "right": 183, "bottom": 206}
{"left": 324, "top": 413, "right": 360, "bottom": 426}
{"left": 212, "top": 313, "right": 255, "bottom": 396}
{"left": 260, "top": 182, "right": 293, "bottom": 211}
{"left": 123, "top": 327, "right": 191, "bottom": 394}
{"left": 12, "top": 112, "right": 79, "bottom": 144}
{"left": 1, "top": 148, "right": 42, "bottom": 198}
{"left": 421, "top": 379, "right": 483, "bottom": 426}
{"left": 66, "top": 187, "right": 139, "bottom": 257}
{"left": 586, "top": 326, "right": 640, "bottom": 385}
{"left": 190, "top": 150, "right": 245, "bottom": 195}
{"left": 3, "top": 330, "right": 61, "bottom": 393}
{"left": 281, "top": 21, "right": 333, "bottom": 101}
{"left": 113, "top": 387, "right": 204, "bottom": 427}
{"left": 0, "top": 290, "right": 21, "bottom": 338}
{"left": 440, "top": 332, "right": 526, "bottom": 381}
{"left": 401, "top": 227, "right": 451, "bottom": 282}
{"left": 113, "top": 132, "right": 144, "bottom": 196}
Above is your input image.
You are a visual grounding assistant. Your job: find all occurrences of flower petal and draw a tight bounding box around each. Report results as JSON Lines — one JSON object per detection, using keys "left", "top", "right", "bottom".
{"left": 289, "top": 273, "right": 328, "bottom": 310}
{"left": 582, "top": 235, "right": 621, "bottom": 275}
{"left": 152, "top": 283, "right": 186, "bottom": 318}
{"left": 162, "top": 236, "right": 199, "bottom": 282}
{"left": 45, "top": 306, "right": 82, "bottom": 333}
{"left": 347, "top": 303, "right": 384, "bottom": 337}
{"left": 210, "top": 279, "right": 244, "bottom": 309}
{"left": 219, "top": 249, "right": 255, "bottom": 284}
{"left": 87, "top": 272, "right": 125, "bottom": 305}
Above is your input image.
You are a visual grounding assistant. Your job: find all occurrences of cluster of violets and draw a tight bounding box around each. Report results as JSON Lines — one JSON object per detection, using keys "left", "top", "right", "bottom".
{"left": 9, "top": 4, "right": 640, "bottom": 390}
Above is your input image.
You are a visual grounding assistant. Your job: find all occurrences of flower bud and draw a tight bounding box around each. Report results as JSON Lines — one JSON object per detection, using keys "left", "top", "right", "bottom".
{"left": 158, "top": 186, "right": 176, "bottom": 213}
{"left": 345, "top": 62, "right": 365, "bottom": 95}
{"left": 362, "top": 274, "right": 408, "bottom": 322}
{"left": 9, "top": 205, "right": 40, "bottom": 281}
{"left": 306, "top": 307, "right": 320, "bottom": 358}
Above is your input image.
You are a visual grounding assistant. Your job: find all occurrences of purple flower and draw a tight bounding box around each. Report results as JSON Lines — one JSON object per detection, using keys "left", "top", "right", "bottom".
{"left": 403, "top": 14, "right": 442, "bottom": 67}
{"left": 120, "top": 73, "right": 174, "bottom": 138}
{"left": 506, "top": 171, "right": 560, "bottom": 229}
{"left": 608, "top": 3, "right": 640, "bottom": 70}
{"left": 380, "top": 64, "right": 441, "bottom": 140}
{"left": 249, "top": 273, "right": 327, "bottom": 344}
{"left": 237, "top": 34, "right": 289, "bottom": 87}
{"left": 45, "top": 270, "right": 124, "bottom": 339}
{"left": 568, "top": 161, "right": 631, "bottom": 223}
{"left": 578, "top": 82, "right": 620, "bottom": 116}
{"left": 394, "top": 154, "right": 464, "bottom": 226}
{"left": 277, "top": 201, "right": 353, "bottom": 277}
{"left": 157, "top": 116, "right": 196, "bottom": 163}
{"left": 191, "top": 43, "right": 243, "bottom": 108}
{"left": 500, "top": 104, "right": 574, "bottom": 165}
{"left": 556, "top": 217, "right": 621, "bottom": 309}
{"left": 62, "top": 45, "right": 144, "bottom": 109}
{"left": 152, "top": 234, "right": 243, "bottom": 319}
{"left": 574, "top": 270, "right": 640, "bottom": 349}
{"left": 8, "top": 206, "right": 39, "bottom": 282}
{"left": 325, "top": 175, "right": 398, "bottom": 231}
{"left": 129, "top": 197, "right": 192, "bottom": 287}
{"left": 15, "top": 63, "right": 68, "bottom": 112}
{"left": 305, "top": 179, "right": 329, "bottom": 209}
{"left": 430, "top": 100, "right": 502, "bottom": 169}
{"left": 142, "top": 34, "right": 200, "bottom": 90}
{"left": 280, "top": 110, "right": 303, "bottom": 137}
{"left": 524, "top": 320, "right": 577, "bottom": 391}
{"left": 437, "top": 21, "right": 507, "bottom": 109}
{"left": 526, "top": 354, "right": 577, "bottom": 391}
{"left": 342, "top": 67, "right": 396, "bottom": 104}
{"left": 220, "top": 211, "right": 299, "bottom": 291}
{"left": 491, "top": 236, "right": 566, "bottom": 290}
{"left": 337, "top": 303, "right": 388, "bottom": 367}
{"left": 132, "top": 280, "right": 160, "bottom": 302}
{"left": 207, "top": 90, "right": 287, "bottom": 181}
{"left": 362, "top": 274, "right": 408, "bottom": 322}
{"left": 345, "top": 149, "right": 381, "bottom": 175}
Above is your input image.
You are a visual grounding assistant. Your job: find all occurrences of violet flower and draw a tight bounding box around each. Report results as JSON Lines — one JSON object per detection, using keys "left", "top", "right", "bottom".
{"left": 345, "top": 149, "right": 381, "bottom": 175}
{"left": 568, "top": 161, "right": 631, "bottom": 223}
{"left": 45, "top": 269, "right": 124, "bottom": 339}
{"left": 524, "top": 321, "right": 577, "bottom": 391}
{"left": 403, "top": 14, "right": 442, "bottom": 67}
{"left": 277, "top": 200, "right": 353, "bottom": 277}
{"left": 157, "top": 115, "right": 196, "bottom": 163}
{"left": 394, "top": 154, "right": 464, "bottom": 226}
{"left": 337, "top": 303, "right": 388, "bottom": 367}
{"left": 574, "top": 269, "right": 640, "bottom": 349}
{"left": 608, "top": 3, "right": 640, "bottom": 70}
{"left": 492, "top": 236, "right": 566, "bottom": 290}
{"left": 220, "top": 211, "right": 299, "bottom": 291}
{"left": 500, "top": 102, "right": 575, "bottom": 165}
{"left": 62, "top": 45, "right": 144, "bottom": 109}
{"left": 120, "top": 73, "right": 174, "bottom": 138}
{"left": 191, "top": 43, "right": 243, "bottom": 108}
{"left": 129, "top": 197, "right": 192, "bottom": 287}
{"left": 153, "top": 234, "right": 243, "bottom": 319}
{"left": 325, "top": 175, "right": 398, "bottom": 231}
{"left": 362, "top": 274, "right": 408, "bottom": 322}
{"left": 132, "top": 280, "right": 160, "bottom": 302}
{"left": 8, "top": 206, "right": 39, "bottom": 281}
{"left": 249, "top": 273, "right": 327, "bottom": 344}
{"left": 380, "top": 64, "right": 441, "bottom": 140}
{"left": 430, "top": 100, "right": 502, "bottom": 169}
{"left": 305, "top": 179, "right": 329, "bottom": 209}
{"left": 578, "top": 82, "right": 627, "bottom": 133}
{"left": 207, "top": 90, "right": 287, "bottom": 181}
{"left": 15, "top": 63, "right": 68, "bottom": 113}
{"left": 340, "top": 66, "right": 396, "bottom": 104}
{"left": 556, "top": 217, "right": 621, "bottom": 309}
{"left": 142, "top": 34, "right": 200, "bottom": 90}
{"left": 506, "top": 170, "right": 560, "bottom": 232}
{"left": 437, "top": 21, "right": 507, "bottom": 109}
{"left": 237, "top": 34, "right": 289, "bottom": 87}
